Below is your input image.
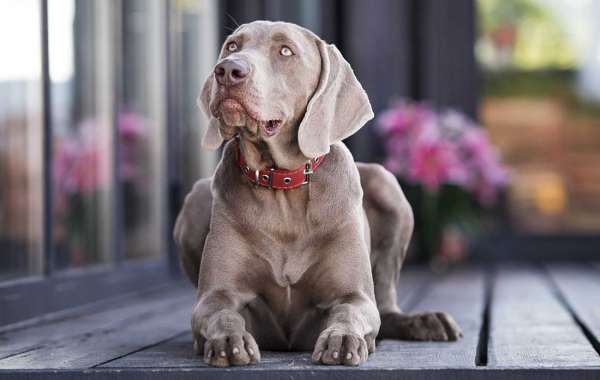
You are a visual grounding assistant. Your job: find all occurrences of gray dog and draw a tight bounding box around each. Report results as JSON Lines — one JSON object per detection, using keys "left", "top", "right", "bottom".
{"left": 174, "top": 20, "right": 462, "bottom": 367}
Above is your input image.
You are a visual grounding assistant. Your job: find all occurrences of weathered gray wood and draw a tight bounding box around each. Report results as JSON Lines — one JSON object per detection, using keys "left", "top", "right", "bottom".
{"left": 488, "top": 266, "right": 600, "bottom": 368}
{"left": 2, "top": 265, "right": 600, "bottom": 379}
{"left": 3, "top": 368, "right": 600, "bottom": 380}
{"left": 369, "top": 267, "right": 486, "bottom": 369}
{"left": 102, "top": 267, "right": 484, "bottom": 370}
{"left": 397, "top": 265, "right": 435, "bottom": 309}
{"left": 0, "top": 285, "right": 193, "bottom": 360}
{"left": 8, "top": 367, "right": 600, "bottom": 380}
{"left": 0, "top": 260, "right": 175, "bottom": 327}
{"left": 0, "top": 289, "right": 195, "bottom": 369}
{"left": 546, "top": 263, "right": 600, "bottom": 353}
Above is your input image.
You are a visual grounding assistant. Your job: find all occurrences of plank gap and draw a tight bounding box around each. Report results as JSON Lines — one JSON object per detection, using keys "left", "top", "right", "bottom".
{"left": 543, "top": 265, "right": 600, "bottom": 360}
{"left": 91, "top": 331, "right": 190, "bottom": 369}
{"left": 475, "top": 265, "right": 494, "bottom": 367}
{"left": 0, "top": 283, "right": 186, "bottom": 335}
{"left": 0, "top": 347, "right": 40, "bottom": 362}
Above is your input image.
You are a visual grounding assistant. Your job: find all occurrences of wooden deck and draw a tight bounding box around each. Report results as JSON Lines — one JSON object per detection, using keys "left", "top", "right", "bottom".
{"left": 1, "top": 263, "right": 600, "bottom": 379}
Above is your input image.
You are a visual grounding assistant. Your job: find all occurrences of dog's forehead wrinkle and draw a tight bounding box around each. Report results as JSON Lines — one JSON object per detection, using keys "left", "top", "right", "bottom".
{"left": 233, "top": 21, "right": 310, "bottom": 45}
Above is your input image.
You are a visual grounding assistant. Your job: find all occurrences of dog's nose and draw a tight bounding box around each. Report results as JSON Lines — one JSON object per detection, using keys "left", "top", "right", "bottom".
{"left": 214, "top": 59, "right": 250, "bottom": 86}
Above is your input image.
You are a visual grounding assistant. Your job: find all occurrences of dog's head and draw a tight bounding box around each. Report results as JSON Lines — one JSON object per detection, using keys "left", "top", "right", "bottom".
{"left": 199, "top": 20, "right": 373, "bottom": 158}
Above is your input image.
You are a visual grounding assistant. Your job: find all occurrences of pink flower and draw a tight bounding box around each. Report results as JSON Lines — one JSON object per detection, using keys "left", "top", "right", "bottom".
{"left": 458, "top": 128, "right": 508, "bottom": 204}
{"left": 407, "top": 131, "right": 467, "bottom": 192}
{"left": 53, "top": 132, "right": 109, "bottom": 198}
{"left": 377, "top": 101, "right": 434, "bottom": 136}
{"left": 377, "top": 99, "right": 508, "bottom": 205}
{"left": 55, "top": 112, "right": 149, "bottom": 189}
{"left": 119, "top": 112, "right": 146, "bottom": 141}
{"left": 118, "top": 111, "right": 148, "bottom": 181}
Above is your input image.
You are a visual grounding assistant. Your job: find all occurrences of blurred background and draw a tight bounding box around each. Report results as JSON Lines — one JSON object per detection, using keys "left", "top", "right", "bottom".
{"left": 1, "top": 0, "right": 599, "bottom": 319}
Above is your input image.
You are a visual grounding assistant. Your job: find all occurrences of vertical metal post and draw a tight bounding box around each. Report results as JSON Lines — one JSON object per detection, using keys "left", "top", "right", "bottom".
{"left": 40, "top": 0, "right": 54, "bottom": 276}
{"left": 165, "top": 0, "right": 180, "bottom": 276}
{"left": 112, "top": 0, "right": 124, "bottom": 265}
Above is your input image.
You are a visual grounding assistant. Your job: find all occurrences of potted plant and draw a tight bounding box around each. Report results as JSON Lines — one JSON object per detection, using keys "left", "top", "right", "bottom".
{"left": 376, "top": 100, "right": 508, "bottom": 265}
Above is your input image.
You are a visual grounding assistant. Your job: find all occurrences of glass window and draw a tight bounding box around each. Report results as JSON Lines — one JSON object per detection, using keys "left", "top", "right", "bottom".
{"left": 0, "top": 0, "right": 44, "bottom": 280}
{"left": 477, "top": 0, "right": 600, "bottom": 233}
{"left": 119, "top": 0, "right": 166, "bottom": 259}
{"left": 169, "top": 0, "right": 218, "bottom": 194}
{"left": 50, "top": 0, "right": 113, "bottom": 269}
{"left": 0, "top": 0, "right": 218, "bottom": 282}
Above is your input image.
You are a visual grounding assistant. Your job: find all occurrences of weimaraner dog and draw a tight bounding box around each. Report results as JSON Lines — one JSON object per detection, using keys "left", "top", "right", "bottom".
{"left": 174, "top": 20, "right": 462, "bottom": 367}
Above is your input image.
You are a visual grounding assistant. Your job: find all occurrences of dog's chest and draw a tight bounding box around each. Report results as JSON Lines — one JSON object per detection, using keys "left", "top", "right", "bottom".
{"left": 260, "top": 243, "right": 314, "bottom": 288}
{"left": 239, "top": 191, "right": 321, "bottom": 288}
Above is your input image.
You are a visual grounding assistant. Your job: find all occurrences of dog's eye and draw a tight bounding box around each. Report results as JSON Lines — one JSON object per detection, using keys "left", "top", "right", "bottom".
{"left": 227, "top": 42, "right": 238, "bottom": 52}
{"left": 280, "top": 46, "right": 294, "bottom": 57}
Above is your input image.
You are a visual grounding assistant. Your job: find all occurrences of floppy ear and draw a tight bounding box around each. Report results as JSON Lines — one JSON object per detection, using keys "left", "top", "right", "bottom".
{"left": 198, "top": 74, "right": 223, "bottom": 150}
{"left": 297, "top": 40, "right": 374, "bottom": 158}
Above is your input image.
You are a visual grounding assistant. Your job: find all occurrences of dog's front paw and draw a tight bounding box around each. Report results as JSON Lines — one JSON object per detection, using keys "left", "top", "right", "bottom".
{"left": 311, "top": 330, "right": 369, "bottom": 366}
{"left": 195, "top": 332, "right": 261, "bottom": 367}
{"left": 380, "top": 311, "right": 463, "bottom": 341}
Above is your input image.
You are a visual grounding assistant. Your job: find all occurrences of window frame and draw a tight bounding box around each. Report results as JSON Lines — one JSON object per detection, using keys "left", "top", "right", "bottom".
{"left": 0, "top": 0, "right": 216, "bottom": 328}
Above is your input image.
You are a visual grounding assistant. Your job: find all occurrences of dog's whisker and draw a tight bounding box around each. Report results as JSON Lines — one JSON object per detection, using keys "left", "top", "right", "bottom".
{"left": 226, "top": 13, "right": 240, "bottom": 29}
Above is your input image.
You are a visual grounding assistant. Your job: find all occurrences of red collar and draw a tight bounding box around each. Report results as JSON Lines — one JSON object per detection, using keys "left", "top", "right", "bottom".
{"left": 235, "top": 141, "right": 326, "bottom": 190}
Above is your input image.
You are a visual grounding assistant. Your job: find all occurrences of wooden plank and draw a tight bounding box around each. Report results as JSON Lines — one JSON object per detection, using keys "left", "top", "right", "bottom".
{"left": 0, "top": 259, "right": 175, "bottom": 328}
{"left": 488, "top": 266, "right": 600, "bottom": 368}
{"left": 0, "top": 289, "right": 194, "bottom": 369}
{"left": 2, "top": 368, "right": 600, "bottom": 380}
{"left": 102, "top": 267, "right": 484, "bottom": 370}
{"left": 546, "top": 263, "right": 600, "bottom": 354}
{"left": 368, "top": 267, "right": 485, "bottom": 369}
{"left": 0, "top": 285, "right": 193, "bottom": 360}
{"left": 397, "top": 265, "right": 435, "bottom": 309}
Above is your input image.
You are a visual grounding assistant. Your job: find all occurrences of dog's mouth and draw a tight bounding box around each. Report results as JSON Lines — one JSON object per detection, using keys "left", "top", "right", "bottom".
{"left": 217, "top": 98, "right": 282, "bottom": 138}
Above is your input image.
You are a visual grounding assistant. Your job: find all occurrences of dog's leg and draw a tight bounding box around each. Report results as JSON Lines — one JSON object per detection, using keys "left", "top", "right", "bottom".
{"left": 174, "top": 178, "right": 212, "bottom": 286}
{"left": 308, "top": 225, "right": 381, "bottom": 366}
{"left": 192, "top": 291, "right": 261, "bottom": 367}
{"left": 191, "top": 228, "right": 262, "bottom": 367}
{"left": 311, "top": 296, "right": 379, "bottom": 366}
{"left": 358, "top": 163, "right": 463, "bottom": 341}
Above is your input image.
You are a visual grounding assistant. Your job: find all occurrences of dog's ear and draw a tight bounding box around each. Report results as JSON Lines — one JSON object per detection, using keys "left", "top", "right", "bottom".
{"left": 297, "top": 40, "right": 374, "bottom": 158}
{"left": 198, "top": 74, "right": 223, "bottom": 150}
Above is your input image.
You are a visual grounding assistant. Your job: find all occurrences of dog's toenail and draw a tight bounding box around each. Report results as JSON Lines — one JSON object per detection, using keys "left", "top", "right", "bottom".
{"left": 207, "top": 349, "right": 213, "bottom": 358}
{"left": 232, "top": 347, "right": 240, "bottom": 355}
{"left": 219, "top": 351, "right": 226, "bottom": 357}
{"left": 333, "top": 351, "right": 339, "bottom": 359}
{"left": 346, "top": 353, "right": 352, "bottom": 360}
{"left": 248, "top": 348, "right": 254, "bottom": 355}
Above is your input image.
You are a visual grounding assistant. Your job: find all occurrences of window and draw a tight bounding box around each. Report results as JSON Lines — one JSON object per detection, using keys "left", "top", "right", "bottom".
{"left": 50, "top": 0, "right": 113, "bottom": 269}
{"left": 0, "top": 0, "right": 217, "bottom": 327}
{"left": 0, "top": 0, "right": 44, "bottom": 281}
{"left": 119, "top": 0, "right": 166, "bottom": 259}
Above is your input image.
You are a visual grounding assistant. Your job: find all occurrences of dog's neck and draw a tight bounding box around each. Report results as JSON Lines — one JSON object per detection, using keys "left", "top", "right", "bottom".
{"left": 237, "top": 126, "right": 311, "bottom": 170}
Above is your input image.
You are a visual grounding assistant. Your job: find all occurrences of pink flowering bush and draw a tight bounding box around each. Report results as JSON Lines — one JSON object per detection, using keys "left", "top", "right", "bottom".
{"left": 378, "top": 100, "right": 507, "bottom": 205}
{"left": 377, "top": 100, "right": 508, "bottom": 262}
{"left": 53, "top": 112, "right": 148, "bottom": 200}
{"left": 52, "top": 112, "right": 148, "bottom": 267}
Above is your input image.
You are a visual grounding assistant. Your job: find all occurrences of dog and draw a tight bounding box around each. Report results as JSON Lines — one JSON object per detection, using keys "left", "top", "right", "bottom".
{"left": 174, "top": 20, "right": 462, "bottom": 367}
